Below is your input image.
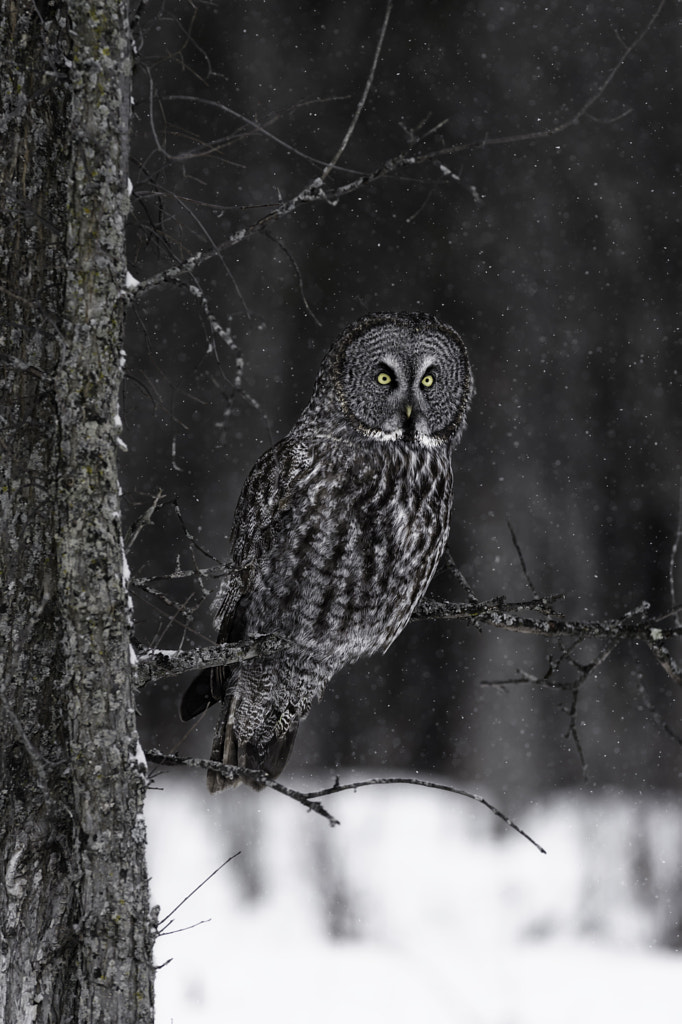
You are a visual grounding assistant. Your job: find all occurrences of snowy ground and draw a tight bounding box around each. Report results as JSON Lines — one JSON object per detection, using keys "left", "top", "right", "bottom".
{"left": 146, "top": 773, "right": 682, "bottom": 1024}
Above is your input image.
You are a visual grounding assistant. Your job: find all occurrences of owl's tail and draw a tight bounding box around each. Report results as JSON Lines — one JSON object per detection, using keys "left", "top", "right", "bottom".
{"left": 179, "top": 666, "right": 224, "bottom": 721}
{"left": 207, "top": 701, "right": 299, "bottom": 793}
{"left": 181, "top": 659, "right": 317, "bottom": 792}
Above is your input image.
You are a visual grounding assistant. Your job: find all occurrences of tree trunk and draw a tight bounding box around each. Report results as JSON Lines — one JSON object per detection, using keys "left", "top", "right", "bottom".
{"left": 0, "top": 2, "right": 155, "bottom": 1021}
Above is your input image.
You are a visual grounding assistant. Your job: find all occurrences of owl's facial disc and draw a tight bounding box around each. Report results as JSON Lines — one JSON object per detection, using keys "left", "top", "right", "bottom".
{"left": 332, "top": 313, "right": 473, "bottom": 447}
{"left": 373, "top": 357, "right": 434, "bottom": 436}
{"left": 344, "top": 348, "right": 446, "bottom": 441}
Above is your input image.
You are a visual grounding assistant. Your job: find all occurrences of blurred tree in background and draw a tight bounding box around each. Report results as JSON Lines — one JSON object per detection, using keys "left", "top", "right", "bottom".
{"left": 125, "top": 0, "right": 681, "bottom": 802}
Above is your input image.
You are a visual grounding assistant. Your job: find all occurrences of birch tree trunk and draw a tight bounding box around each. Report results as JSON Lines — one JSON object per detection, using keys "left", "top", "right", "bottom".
{"left": 0, "top": 2, "right": 155, "bottom": 1020}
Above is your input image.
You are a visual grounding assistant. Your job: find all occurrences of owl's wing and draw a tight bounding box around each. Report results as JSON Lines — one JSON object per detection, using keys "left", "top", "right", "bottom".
{"left": 228, "top": 436, "right": 309, "bottom": 569}
{"left": 180, "top": 438, "right": 305, "bottom": 723}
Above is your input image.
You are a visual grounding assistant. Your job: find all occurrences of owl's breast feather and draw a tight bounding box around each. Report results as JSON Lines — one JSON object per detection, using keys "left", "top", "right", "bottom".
{"left": 240, "top": 438, "right": 453, "bottom": 666}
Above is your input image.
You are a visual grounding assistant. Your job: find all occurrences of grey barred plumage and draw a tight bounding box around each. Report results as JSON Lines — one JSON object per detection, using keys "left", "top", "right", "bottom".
{"left": 180, "top": 311, "right": 473, "bottom": 791}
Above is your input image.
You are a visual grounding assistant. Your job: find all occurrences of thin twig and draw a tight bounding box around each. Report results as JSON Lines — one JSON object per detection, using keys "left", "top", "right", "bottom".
{"left": 670, "top": 478, "right": 682, "bottom": 627}
{"left": 158, "top": 919, "right": 211, "bottom": 937}
{"left": 146, "top": 749, "right": 340, "bottom": 825}
{"left": 162, "top": 92, "right": 365, "bottom": 174}
{"left": 423, "top": 0, "right": 669, "bottom": 160}
{"left": 634, "top": 676, "right": 682, "bottom": 747}
{"left": 262, "top": 230, "right": 322, "bottom": 325}
{"left": 157, "top": 853, "right": 240, "bottom": 930}
{"left": 305, "top": 776, "right": 546, "bottom": 853}
{"left": 320, "top": 0, "right": 393, "bottom": 182}
{"left": 442, "top": 550, "right": 478, "bottom": 602}
{"left": 125, "top": 489, "right": 165, "bottom": 550}
{"left": 481, "top": 636, "right": 621, "bottom": 694}
{"left": 172, "top": 498, "right": 223, "bottom": 564}
{"left": 127, "top": 0, "right": 666, "bottom": 302}
{"left": 144, "top": 750, "right": 545, "bottom": 853}
{"left": 507, "top": 520, "right": 538, "bottom": 598}
{"left": 565, "top": 684, "right": 588, "bottom": 781}
{"left": 564, "top": 637, "right": 620, "bottom": 774}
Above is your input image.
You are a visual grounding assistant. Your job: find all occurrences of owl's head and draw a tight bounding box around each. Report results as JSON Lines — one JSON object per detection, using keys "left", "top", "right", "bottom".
{"left": 312, "top": 312, "right": 473, "bottom": 448}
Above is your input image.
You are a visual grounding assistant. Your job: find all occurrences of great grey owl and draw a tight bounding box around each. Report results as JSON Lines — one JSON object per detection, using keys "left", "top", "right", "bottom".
{"left": 181, "top": 311, "right": 473, "bottom": 791}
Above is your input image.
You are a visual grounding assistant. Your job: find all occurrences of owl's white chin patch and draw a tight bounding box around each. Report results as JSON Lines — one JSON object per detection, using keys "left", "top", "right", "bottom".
{"left": 362, "top": 425, "right": 444, "bottom": 448}
{"left": 415, "top": 431, "right": 443, "bottom": 449}
{"left": 364, "top": 427, "right": 403, "bottom": 442}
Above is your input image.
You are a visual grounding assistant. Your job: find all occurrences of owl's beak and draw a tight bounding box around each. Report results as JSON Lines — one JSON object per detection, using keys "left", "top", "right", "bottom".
{"left": 405, "top": 404, "right": 413, "bottom": 419}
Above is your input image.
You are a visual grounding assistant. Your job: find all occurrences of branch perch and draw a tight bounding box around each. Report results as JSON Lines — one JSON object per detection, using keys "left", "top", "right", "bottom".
{"left": 144, "top": 749, "right": 546, "bottom": 852}
{"left": 136, "top": 594, "right": 682, "bottom": 688}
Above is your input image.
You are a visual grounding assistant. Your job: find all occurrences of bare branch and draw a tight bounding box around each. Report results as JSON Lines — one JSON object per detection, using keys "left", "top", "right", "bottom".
{"left": 126, "top": 0, "right": 666, "bottom": 303}
{"left": 421, "top": 0, "right": 669, "bottom": 160}
{"left": 506, "top": 520, "right": 538, "bottom": 599}
{"left": 125, "top": 178, "right": 328, "bottom": 300}
{"left": 634, "top": 676, "right": 682, "bottom": 747}
{"left": 132, "top": 567, "right": 224, "bottom": 585}
{"left": 125, "top": 488, "right": 165, "bottom": 550}
{"left": 157, "top": 853, "right": 241, "bottom": 931}
{"left": 304, "top": 776, "right": 546, "bottom": 853}
{"left": 645, "top": 632, "right": 682, "bottom": 686}
{"left": 320, "top": 0, "right": 393, "bottom": 183}
{"left": 136, "top": 593, "right": 682, "bottom": 688}
{"left": 144, "top": 750, "right": 546, "bottom": 852}
{"left": 414, "top": 595, "right": 682, "bottom": 645}
{"left": 136, "top": 635, "right": 287, "bottom": 687}
{"left": 146, "top": 749, "right": 340, "bottom": 825}
{"left": 670, "top": 478, "right": 682, "bottom": 627}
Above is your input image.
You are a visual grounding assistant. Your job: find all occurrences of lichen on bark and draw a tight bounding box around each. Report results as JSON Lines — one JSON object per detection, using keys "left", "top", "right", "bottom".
{"left": 0, "top": 2, "right": 155, "bottom": 1021}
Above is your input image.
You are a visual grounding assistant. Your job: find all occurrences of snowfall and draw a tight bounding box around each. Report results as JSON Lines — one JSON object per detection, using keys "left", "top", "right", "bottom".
{"left": 146, "top": 773, "right": 682, "bottom": 1024}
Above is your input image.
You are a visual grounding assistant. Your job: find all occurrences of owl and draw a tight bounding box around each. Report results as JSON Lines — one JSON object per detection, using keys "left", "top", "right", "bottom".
{"left": 180, "top": 311, "right": 473, "bottom": 791}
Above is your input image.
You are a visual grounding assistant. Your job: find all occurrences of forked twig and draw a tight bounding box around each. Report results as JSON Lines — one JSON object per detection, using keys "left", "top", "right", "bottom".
{"left": 126, "top": 488, "right": 166, "bottom": 550}
{"left": 145, "top": 749, "right": 546, "bottom": 853}
{"left": 157, "top": 852, "right": 241, "bottom": 932}
{"left": 320, "top": 0, "right": 393, "bottom": 182}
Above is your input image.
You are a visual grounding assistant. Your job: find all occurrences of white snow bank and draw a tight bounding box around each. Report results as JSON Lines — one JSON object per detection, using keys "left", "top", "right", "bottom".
{"left": 146, "top": 774, "right": 682, "bottom": 1024}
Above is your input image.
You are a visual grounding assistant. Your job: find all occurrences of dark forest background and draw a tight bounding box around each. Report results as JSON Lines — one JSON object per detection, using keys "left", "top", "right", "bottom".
{"left": 123, "top": 0, "right": 681, "bottom": 804}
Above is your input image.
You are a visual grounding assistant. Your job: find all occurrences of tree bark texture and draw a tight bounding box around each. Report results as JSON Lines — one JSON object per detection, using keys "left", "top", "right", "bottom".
{"left": 0, "top": 2, "right": 154, "bottom": 1021}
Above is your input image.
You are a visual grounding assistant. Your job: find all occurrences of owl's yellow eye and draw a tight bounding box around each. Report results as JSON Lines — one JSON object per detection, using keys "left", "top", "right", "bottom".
{"left": 421, "top": 373, "right": 434, "bottom": 388}
{"left": 377, "top": 371, "right": 392, "bottom": 385}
